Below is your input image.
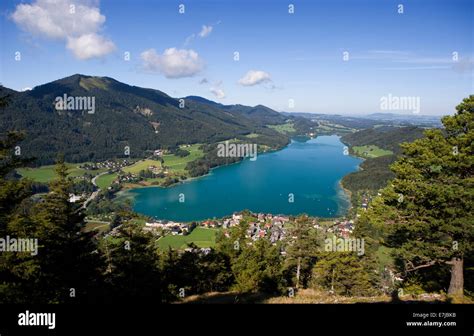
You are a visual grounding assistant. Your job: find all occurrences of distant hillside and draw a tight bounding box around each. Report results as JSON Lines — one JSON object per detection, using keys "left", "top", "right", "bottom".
{"left": 342, "top": 155, "right": 397, "bottom": 191}
{"left": 284, "top": 112, "right": 442, "bottom": 129}
{"left": 341, "top": 126, "right": 427, "bottom": 205}
{"left": 341, "top": 126, "right": 426, "bottom": 154}
{"left": 185, "top": 96, "right": 288, "bottom": 125}
{"left": 365, "top": 113, "right": 443, "bottom": 127}
{"left": 284, "top": 112, "right": 381, "bottom": 129}
{"left": 0, "top": 74, "right": 312, "bottom": 165}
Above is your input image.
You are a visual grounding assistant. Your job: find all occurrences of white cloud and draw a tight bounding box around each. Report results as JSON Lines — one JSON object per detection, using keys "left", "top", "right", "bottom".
{"left": 238, "top": 70, "right": 271, "bottom": 86}
{"left": 21, "top": 87, "right": 32, "bottom": 91}
{"left": 11, "top": 0, "right": 115, "bottom": 60}
{"left": 184, "top": 24, "right": 213, "bottom": 46}
{"left": 210, "top": 87, "right": 225, "bottom": 99}
{"left": 199, "top": 25, "right": 213, "bottom": 38}
{"left": 141, "top": 48, "right": 204, "bottom": 78}
{"left": 183, "top": 33, "right": 195, "bottom": 46}
{"left": 66, "top": 33, "right": 115, "bottom": 60}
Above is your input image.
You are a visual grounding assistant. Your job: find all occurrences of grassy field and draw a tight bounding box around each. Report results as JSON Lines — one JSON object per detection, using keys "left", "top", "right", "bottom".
{"left": 17, "top": 163, "right": 106, "bottom": 183}
{"left": 245, "top": 133, "right": 260, "bottom": 138}
{"left": 83, "top": 220, "right": 110, "bottom": 233}
{"left": 268, "top": 123, "right": 296, "bottom": 134}
{"left": 162, "top": 144, "right": 204, "bottom": 173}
{"left": 122, "top": 159, "right": 162, "bottom": 174}
{"left": 20, "top": 145, "right": 203, "bottom": 188}
{"left": 352, "top": 145, "right": 393, "bottom": 158}
{"left": 182, "top": 288, "right": 470, "bottom": 304}
{"left": 315, "top": 122, "right": 355, "bottom": 135}
{"left": 95, "top": 173, "right": 118, "bottom": 189}
{"left": 156, "top": 227, "right": 218, "bottom": 250}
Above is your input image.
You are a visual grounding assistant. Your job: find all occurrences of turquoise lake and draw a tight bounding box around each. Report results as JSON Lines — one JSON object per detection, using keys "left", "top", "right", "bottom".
{"left": 129, "top": 135, "right": 362, "bottom": 221}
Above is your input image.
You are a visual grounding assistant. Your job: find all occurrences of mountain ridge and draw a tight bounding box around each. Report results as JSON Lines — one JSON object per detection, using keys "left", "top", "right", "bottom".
{"left": 0, "top": 74, "right": 312, "bottom": 165}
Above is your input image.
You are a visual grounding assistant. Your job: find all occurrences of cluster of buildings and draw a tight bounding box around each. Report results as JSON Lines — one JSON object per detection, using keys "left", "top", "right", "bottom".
{"left": 148, "top": 165, "right": 164, "bottom": 175}
{"left": 143, "top": 212, "right": 291, "bottom": 244}
{"left": 218, "top": 213, "right": 290, "bottom": 244}
{"left": 112, "top": 166, "right": 166, "bottom": 186}
{"left": 199, "top": 213, "right": 244, "bottom": 229}
{"left": 81, "top": 159, "right": 132, "bottom": 171}
{"left": 326, "top": 219, "right": 355, "bottom": 238}
{"left": 245, "top": 220, "right": 287, "bottom": 243}
{"left": 116, "top": 172, "right": 140, "bottom": 184}
{"left": 144, "top": 220, "right": 193, "bottom": 235}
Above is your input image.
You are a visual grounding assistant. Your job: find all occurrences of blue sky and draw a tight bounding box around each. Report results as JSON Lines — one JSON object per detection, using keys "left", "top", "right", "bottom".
{"left": 0, "top": 0, "right": 472, "bottom": 115}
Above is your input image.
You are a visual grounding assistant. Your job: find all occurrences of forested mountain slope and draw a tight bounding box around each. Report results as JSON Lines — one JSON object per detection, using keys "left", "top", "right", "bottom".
{"left": 0, "top": 75, "right": 308, "bottom": 165}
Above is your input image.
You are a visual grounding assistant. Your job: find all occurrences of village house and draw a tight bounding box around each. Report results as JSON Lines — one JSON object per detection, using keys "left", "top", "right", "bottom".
{"left": 170, "top": 226, "right": 181, "bottom": 235}
{"left": 232, "top": 213, "right": 242, "bottom": 221}
{"left": 148, "top": 165, "right": 161, "bottom": 174}
{"left": 222, "top": 219, "right": 231, "bottom": 228}
{"left": 68, "top": 194, "right": 84, "bottom": 203}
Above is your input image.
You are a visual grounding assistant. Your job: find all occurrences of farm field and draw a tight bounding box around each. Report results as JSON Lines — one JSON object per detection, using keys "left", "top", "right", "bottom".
{"left": 156, "top": 227, "right": 218, "bottom": 250}
{"left": 95, "top": 145, "right": 204, "bottom": 189}
{"left": 315, "top": 122, "right": 355, "bottom": 135}
{"left": 95, "top": 173, "right": 118, "bottom": 189}
{"left": 84, "top": 220, "right": 110, "bottom": 233}
{"left": 122, "top": 159, "right": 162, "bottom": 174}
{"left": 162, "top": 144, "right": 204, "bottom": 173}
{"left": 352, "top": 145, "right": 393, "bottom": 158}
{"left": 268, "top": 122, "right": 296, "bottom": 134}
{"left": 17, "top": 163, "right": 107, "bottom": 183}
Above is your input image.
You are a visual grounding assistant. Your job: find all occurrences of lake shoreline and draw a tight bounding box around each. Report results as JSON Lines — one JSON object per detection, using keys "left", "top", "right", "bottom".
{"left": 127, "top": 135, "right": 363, "bottom": 221}
{"left": 121, "top": 143, "right": 292, "bottom": 191}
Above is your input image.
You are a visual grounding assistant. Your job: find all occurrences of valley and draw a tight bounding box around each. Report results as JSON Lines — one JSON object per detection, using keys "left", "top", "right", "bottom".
{"left": 1, "top": 75, "right": 471, "bottom": 308}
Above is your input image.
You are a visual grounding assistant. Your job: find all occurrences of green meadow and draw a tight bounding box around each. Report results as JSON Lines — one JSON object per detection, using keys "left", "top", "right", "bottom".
{"left": 352, "top": 145, "right": 393, "bottom": 158}
{"left": 18, "top": 144, "right": 204, "bottom": 188}
{"left": 156, "top": 227, "right": 218, "bottom": 250}
{"left": 162, "top": 144, "right": 204, "bottom": 173}
{"left": 268, "top": 122, "right": 296, "bottom": 134}
{"left": 17, "top": 163, "right": 106, "bottom": 183}
{"left": 122, "top": 159, "right": 162, "bottom": 174}
{"left": 95, "top": 173, "right": 118, "bottom": 189}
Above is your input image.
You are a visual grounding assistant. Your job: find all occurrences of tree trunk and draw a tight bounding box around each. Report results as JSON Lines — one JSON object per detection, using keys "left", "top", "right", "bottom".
{"left": 447, "top": 257, "right": 463, "bottom": 297}
{"left": 296, "top": 257, "right": 301, "bottom": 289}
{"left": 330, "top": 268, "right": 335, "bottom": 294}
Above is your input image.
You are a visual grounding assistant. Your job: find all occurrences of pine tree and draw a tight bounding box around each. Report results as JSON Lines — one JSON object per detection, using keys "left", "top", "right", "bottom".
{"left": 284, "top": 215, "right": 321, "bottom": 289}
{"left": 311, "top": 252, "right": 376, "bottom": 296}
{"left": 0, "top": 132, "right": 32, "bottom": 235}
{"left": 361, "top": 96, "right": 474, "bottom": 299}
{"left": 231, "top": 239, "right": 284, "bottom": 293}
{"left": 101, "top": 220, "right": 165, "bottom": 302}
{"left": 31, "top": 157, "right": 102, "bottom": 303}
{"left": 0, "top": 132, "right": 38, "bottom": 302}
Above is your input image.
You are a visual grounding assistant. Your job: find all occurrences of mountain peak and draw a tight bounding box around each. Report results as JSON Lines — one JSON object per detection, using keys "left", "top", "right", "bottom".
{"left": 51, "top": 74, "right": 113, "bottom": 91}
